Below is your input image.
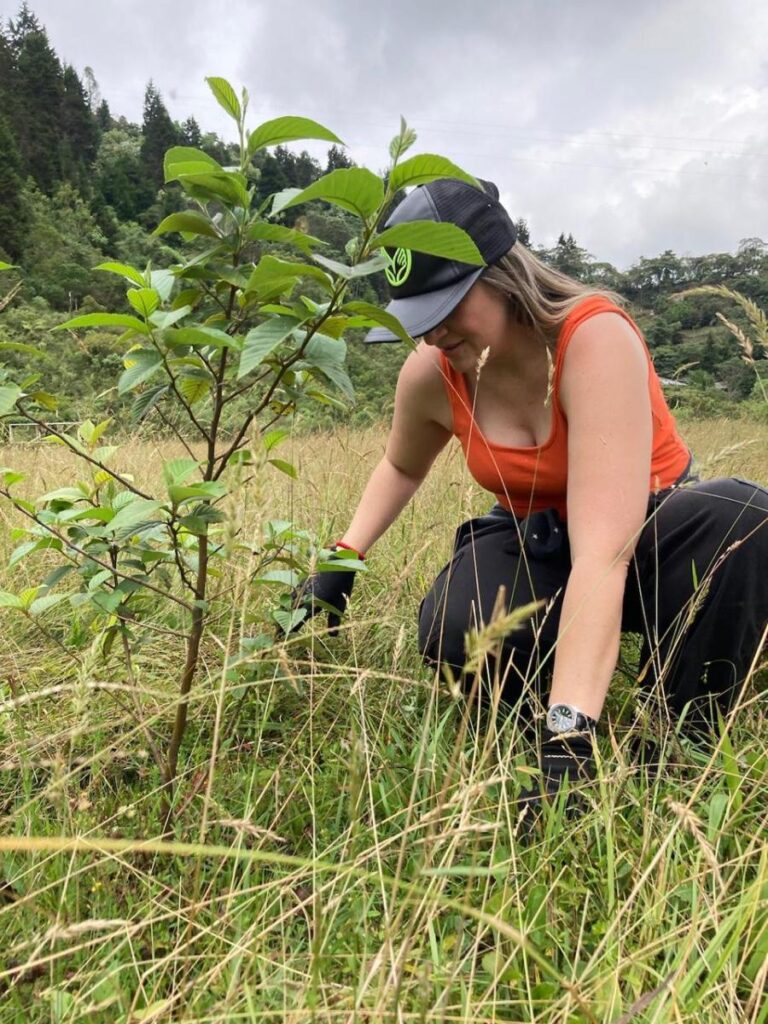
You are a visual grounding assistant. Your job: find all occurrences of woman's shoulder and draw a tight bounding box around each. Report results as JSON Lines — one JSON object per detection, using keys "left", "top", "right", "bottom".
{"left": 558, "top": 309, "right": 650, "bottom": 412}
{"left": 559, "top": 294, "right": 632, "bottom": 339}
{"left": 395, "top": 343, "right": 453, "bottom": 431}
{"left": 556, "top": 297, "right": 645, "bottom": 368}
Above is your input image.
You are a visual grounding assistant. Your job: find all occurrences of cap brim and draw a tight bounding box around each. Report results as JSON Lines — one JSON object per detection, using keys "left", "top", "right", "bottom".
{"left": 364, "top": 268, "right": 484, "bottom": 343}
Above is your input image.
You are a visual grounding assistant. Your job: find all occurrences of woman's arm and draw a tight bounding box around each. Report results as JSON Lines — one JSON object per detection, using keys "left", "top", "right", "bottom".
{"left": 340, "top": 345, "right": 452, "bottom": 554}
{"left": 548, "top": 313, "right": 653, "bottom": 720}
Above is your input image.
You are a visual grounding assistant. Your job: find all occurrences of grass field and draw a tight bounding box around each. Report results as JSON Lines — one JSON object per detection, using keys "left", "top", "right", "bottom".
{"left": 0, "top": 418, "right": 766, "bottom": 1023}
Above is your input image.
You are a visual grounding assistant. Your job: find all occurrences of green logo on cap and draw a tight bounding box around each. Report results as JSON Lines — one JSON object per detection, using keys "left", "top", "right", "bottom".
{"left": 385, "top": 247, "right": 412, "bottom": 287}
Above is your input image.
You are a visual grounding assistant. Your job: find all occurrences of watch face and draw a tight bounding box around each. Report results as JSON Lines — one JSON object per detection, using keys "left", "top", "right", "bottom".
{"left": 547, "top": 704, "right": 577, "bottom": 733}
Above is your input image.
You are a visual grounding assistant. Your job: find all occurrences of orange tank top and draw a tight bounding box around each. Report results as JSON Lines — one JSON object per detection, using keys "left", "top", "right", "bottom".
{"left": 439, "top": 296, "right": 690, "bottom": 519}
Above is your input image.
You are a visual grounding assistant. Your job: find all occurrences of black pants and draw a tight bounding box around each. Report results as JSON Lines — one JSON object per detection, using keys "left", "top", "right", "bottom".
{"left": 418, "top": 478, "right": 768, "bottom": 722}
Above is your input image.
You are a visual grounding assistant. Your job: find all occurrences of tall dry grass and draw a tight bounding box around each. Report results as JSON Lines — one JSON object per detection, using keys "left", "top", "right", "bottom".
{"left": 0, "top": 419, "right": 766, "bottom": 1023}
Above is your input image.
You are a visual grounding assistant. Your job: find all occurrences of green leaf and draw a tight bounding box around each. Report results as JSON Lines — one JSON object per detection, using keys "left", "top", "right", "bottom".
{"left": 118, "top": 350, "right": 164, "bottom": 395}
{"left": 389, "top": 154, "right": 479, "bottom": 192}
{"left": 29, "top": 593, "right": 68, "bottom": 617}
{"left": 263, "top": 428, "right": 288, "bottom": 451}
{"left": 0, "top": 261, "right": 16, "bottom": 271}
{"left": 279, "top": 168, "right": 384, "bottom": 219}
{"left": 246, "top": 221, "right": 326, "bottom": 255}
{"left": 268, "top": 458, "right": 298, "bottom": 479}
{"left": 106, "top": 499, "right": 163, "bottom": 535}
{"left": 206, "top": 76, "right": 241, "bottom": 122}
{"left": 177, "top": 367, "right": 213, "bottom": 405}
{"left": 0, "top": 591, "right": 23, "bottom": 609}
{"left": 0, "top": 467, "right": 25, "bottom": 487}
{"left": 94, "top": 261, "right": 145, "bottom": 287}
{"left": 389, "top": 117, "right": 418, "bottom": 163}
{"left": 150, "top": 269, "right": 175, "bottom": 303}
{"left": 342, "top": 300, "right": 415, "bottom": 344}
{"left": 164, "top": 326, "right": 238, "bottom": 350}
{"left": 371, "top": 221, "right": 485, "bottom": 265}
{"left": 153, "top": 212, "right": 220, "bottom": 239}
{"left": 92, "top": 444, "right": 119, "bottom": 463}
{"left": 40, "top": 485, "right": 89, "bottom": 503}
{"left": 9, "top": 538, "right": 62, "bottom": 566}
{"left": 53, "top": 312, "right": 149, "bottom": 334}
{"left": 270, "top": 188, "right": 303, "bottom": 216}
{"left": 168, "top": 480, "right": 227, "bottom": 504}
{"left": 162, "top": 458, "right": 199, "bottom": 488}
{"left": 78, "top": 418, "right": 111, "bottom": 446}
{"left": 255, "top": 568, "right": 299, "bottom": 586}
{"left": 0, "top": 341, "right": 41, "bottom": 355}
{"left": 150, "top": 305, "right": 192, "bottom": 330}
{"left": 131, "top": 383, "right": 168, "bottom": 422}
{"left": 301, "top": 334, "right": 354, "bottom": 401}
{"left": 273, "top": 607, "right": 307, "bottom": 633}
{"left": 0, "top": 385, "right": 21, "bottom": 416}
{"left": 164, "top": 146, "right": 222, "bottom": 182}
{"left": 176, "top": 171, "right": 250, "bottom": 209}
{"left": 245, "top": 255, "right": 332, "bottom": 297}
{"left": 29, "top": 391, "right": 58, "bottom": 410}
{"left": 127, "top": 288, "right": 160, "bottom": 319}
{"left": 247, "top": 116, "right": 342, "bottom": 158}
{"left": 312, "top": 253, "right": 387, "bottom": 280}
{"left": 238, "top": 316, "right": 301, "bottom": 378}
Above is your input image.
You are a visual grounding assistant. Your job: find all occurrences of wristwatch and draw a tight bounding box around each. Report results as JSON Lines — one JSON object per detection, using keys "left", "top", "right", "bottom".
{"left": 546, "top": 703, "right": 598, "bottom": 734}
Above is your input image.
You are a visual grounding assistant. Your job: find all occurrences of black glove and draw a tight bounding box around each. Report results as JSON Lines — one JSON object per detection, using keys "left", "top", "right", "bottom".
{"left": 517, "top": 729, "right": 596, "bottom": 819}
{"left": 291, "top": 545, "right": 363, "bottom": 635}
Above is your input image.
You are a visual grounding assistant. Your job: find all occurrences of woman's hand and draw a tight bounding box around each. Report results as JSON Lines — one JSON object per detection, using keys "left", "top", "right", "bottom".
{"left": 291, "top": 546, "right": 363, "bottom": 636}
{"left": 517, "top": 730, "right": 596, "bottom": 820}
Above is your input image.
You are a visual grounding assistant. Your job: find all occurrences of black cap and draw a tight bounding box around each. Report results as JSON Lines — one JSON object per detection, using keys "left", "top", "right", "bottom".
{"left": 365, "top": 178, "right": 517, "bottom": 343}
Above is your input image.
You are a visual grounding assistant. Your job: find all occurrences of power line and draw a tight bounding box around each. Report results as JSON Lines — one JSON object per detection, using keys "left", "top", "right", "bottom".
{"left": 97, "top": 87, "right": 761, "bottom": 154}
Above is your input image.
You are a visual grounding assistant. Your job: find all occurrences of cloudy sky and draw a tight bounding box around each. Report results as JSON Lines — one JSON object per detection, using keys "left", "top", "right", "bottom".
{"left": 7, "top": 0, "right": 768, "bottom": 268}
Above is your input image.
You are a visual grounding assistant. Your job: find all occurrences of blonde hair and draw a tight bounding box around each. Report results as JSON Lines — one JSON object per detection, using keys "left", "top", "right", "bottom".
{"left": 481, "top": 245, "right": 624, "bottom": 348}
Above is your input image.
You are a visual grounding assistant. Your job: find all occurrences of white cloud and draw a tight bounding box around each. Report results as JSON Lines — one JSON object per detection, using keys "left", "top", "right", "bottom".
{"left": 9, "top": 0, "right": 768, "bottom": 267}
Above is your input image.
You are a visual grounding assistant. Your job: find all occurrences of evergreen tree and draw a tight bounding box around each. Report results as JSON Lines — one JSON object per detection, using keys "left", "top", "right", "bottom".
{"left": 8, "top": 1, "right": 42, "bottom": 54}
{"left": 547, "top": 232, "right": 592, "bottom": 280}
{"left": 140, "top": 81, "right": 179, "bottom": 190}
{"left": 96, "top": 98, "right": 112, "bottom": 133}
{"left": 325, "top": 144, "right": 353, "bottom": 172}
{"left": 0, "top": 115, "right": 27, "bottom": 259}
{"left": 60, "top": 64, "right": 99, "bottom": 185}
{"left": 0, "top": 27, "right": 17, "bottom": 126}
{"left": 13, "top": 17, "right": 64, "bottom": 191}
{"left": 181, "top": 115, "right": 202, "bottom": 147}
{"left": 514, "top": 217, "right": 531, "bottom": 247}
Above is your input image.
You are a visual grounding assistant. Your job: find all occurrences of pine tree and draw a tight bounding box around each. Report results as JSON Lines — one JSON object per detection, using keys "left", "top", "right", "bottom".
{"left": 0, "top": 115, "right": 27, "bottom": 259}
{"left": 325, "top": 145, "right": 353, "bottom": 173}
{"left": 13, "top": 17, "right": 64, "bottom": 191}
{"left": 60, "top": 64, "right": 99, "bottom": 184}
{"left": 514, "top": 217, "right": 531, "bottom": 247}
{"left": 0, "top": 27, "right": 17, "bottom": 125}
{"left": 96, "top": 99, "right": 112, "bottom": 133}
{"left": 8, "top": 1, "right": 42, "bottom": 54}
{"left": 140, "top": 81, "right": 179, "bottom": 190}
{"left": 181, "top": 116, "right": 202, "bottom": 148}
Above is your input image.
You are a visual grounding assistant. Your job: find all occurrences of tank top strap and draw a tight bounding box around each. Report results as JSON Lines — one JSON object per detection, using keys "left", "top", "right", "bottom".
{"left": 552, "top": 295, "right": 638, "bottom": 389}
{"left": 438, "top": 350, "right": 473, "bottom": 433}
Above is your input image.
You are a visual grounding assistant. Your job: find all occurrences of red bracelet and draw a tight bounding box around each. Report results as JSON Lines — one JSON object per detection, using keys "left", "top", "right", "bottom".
{"left": 335, "top": 540, "right": 365, "bottom": 559}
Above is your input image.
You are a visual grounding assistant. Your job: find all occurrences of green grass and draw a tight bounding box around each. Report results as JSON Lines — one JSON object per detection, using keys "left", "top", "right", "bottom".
{"left": 0, "top": 421, "right": 766, "bottom": 1023}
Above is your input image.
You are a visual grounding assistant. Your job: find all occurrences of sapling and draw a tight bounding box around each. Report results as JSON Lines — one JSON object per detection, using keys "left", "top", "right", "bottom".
{"left": 0, "top": 81, "right": 483, "bottom": 832}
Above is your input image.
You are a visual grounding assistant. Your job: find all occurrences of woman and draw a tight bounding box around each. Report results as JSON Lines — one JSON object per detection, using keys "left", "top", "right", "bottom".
{"left": 297, "top": 177, "right": 768, "bottom": 802}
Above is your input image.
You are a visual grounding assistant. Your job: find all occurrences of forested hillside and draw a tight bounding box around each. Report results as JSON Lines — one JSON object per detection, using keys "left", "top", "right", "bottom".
{"left": 1, "top": 2, "right": 767, "bottom": 429}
